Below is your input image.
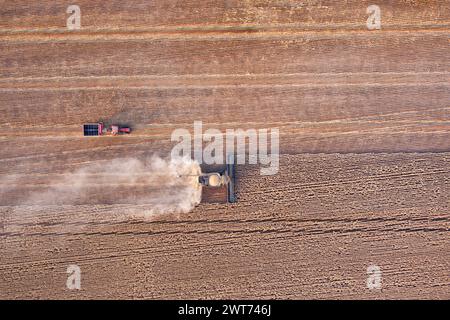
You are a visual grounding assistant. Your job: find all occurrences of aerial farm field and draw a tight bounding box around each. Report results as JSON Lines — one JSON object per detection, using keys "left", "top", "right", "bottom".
{"left": 0, "top": 0, "right": 449, "bottom": 299}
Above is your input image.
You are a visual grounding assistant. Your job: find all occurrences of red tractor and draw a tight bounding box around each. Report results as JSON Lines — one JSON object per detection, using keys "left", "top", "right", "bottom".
{"left": 83, "top": 123, "right": 131, "bottom": 136}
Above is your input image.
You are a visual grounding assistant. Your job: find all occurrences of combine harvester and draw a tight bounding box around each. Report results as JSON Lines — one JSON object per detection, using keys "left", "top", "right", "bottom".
{"left": 83, "top": 123, "right": 131, "bottom": 136}
{"left": 185, "top": 154, "right": 237, "bottom": 204}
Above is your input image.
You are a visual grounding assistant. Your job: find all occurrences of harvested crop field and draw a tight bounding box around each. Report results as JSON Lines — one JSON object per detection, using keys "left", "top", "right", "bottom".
{"left": 0, "top": 1, "right": 449, "bottom": 299}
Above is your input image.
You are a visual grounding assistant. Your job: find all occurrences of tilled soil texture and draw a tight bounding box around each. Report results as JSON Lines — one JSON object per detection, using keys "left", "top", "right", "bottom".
{"left": 0, "top": 0, "right": 449, "bottom": 299}
{"left": 0, "top": 153, "right": 449, "bottom": 299}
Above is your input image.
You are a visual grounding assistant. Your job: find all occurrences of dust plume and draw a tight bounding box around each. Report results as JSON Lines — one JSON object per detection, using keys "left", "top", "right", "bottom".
{"left": 11, "top": 156, "right": 202, "bottom": 218}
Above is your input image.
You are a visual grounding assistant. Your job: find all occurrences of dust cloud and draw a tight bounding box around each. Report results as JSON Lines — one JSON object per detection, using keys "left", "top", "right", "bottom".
{"left": 12, "top": 156, "right": 203, "bottom": 217}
